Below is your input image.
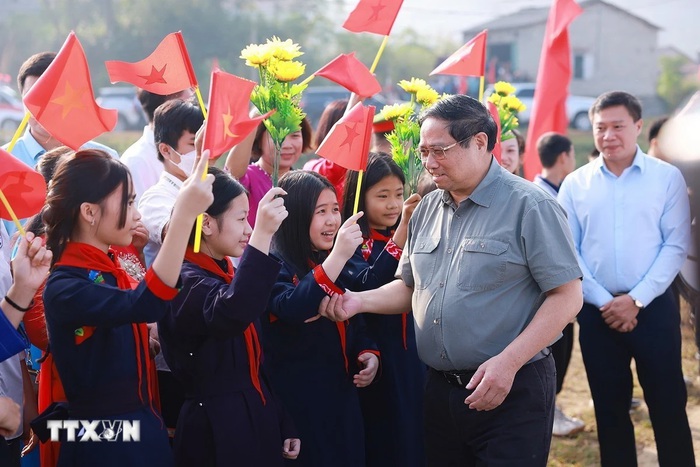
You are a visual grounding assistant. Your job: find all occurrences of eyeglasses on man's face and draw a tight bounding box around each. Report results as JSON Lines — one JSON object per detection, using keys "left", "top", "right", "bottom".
{"left": 418, "top": 137, "right": 470, "bottom": 162}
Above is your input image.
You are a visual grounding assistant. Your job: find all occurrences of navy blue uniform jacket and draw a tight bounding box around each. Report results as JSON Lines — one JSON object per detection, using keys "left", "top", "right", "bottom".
{"left": 262, "top": 253, "right": 379, "bottom": 467}
{"left": 43, "top": 264, "right": 174, "bottom": 467}
{"left": 159, "top": 246, "right": 296, "bottom": 467}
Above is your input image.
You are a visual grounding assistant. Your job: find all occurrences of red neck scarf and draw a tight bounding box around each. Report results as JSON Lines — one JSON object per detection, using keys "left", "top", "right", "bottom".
{"left": 308, "top": 258, "right": 349, "bottom": 372}
{"left": 55, "top": 242, "right": 158, "bottom": 415}
{"left": 184, "top": 248, "right": 267, "bottom": 404}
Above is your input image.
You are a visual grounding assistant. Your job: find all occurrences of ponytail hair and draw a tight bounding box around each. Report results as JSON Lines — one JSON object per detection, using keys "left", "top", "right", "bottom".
{"left": 43, "top": 150, "right": 131, "bottom": 266}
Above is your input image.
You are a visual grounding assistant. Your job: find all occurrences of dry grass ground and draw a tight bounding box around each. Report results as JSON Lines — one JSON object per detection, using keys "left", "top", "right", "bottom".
{"left": 548, "top": 300, "right": 700, "bottom": 466}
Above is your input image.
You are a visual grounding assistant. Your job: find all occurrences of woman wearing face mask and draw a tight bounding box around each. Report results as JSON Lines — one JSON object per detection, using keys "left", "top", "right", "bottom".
{"left": 225, "top": 117, "right": 313, "bottom": 227}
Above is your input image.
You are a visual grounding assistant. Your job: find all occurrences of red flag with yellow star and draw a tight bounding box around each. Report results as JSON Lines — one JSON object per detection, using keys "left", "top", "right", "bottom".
{"left": 314, "top": 52, "right": 382, "bottom": 98}
{"left": 343, "top": 0, "right": 404, "bottom": 36}
{"left": 105, "top": 32, "right": 197, "bottom": 95}
{"left": 0, "top": 149, "right": 47, "bottom": 220}
{"left": 203, "top": 68, "right": 274, "bottom": 159}
{"left": 316, "top": 102, "right": 374, "bottom": 171}
{"left": 23, "top": 32, "right": 117, "bottom": 151}
{"left": 430, "top": 30, "right": 487, "bottom": 77}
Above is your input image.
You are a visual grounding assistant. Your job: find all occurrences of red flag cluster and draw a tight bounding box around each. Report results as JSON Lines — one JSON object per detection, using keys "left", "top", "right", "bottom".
{"left": 343, "top": 0, "right": 404, "bottom": 36}
{"left": 203, "top": 69, "right": 273, "bottom": 158}
{"left": 105, "top": 32, "right": 197, "bottom": 95}
{"left": 23, "top": 32, "right": 117, "bottom": 151}
{"left": 523, "top": 0, "right": 582, "bottom": 180}
{"left": 316, "top": 103, "right": 374, "bottom": 172}
{"left": 430, "top": 30, "right": 487, "bottom": 78}
{"left": 314, "top": 53, "right": 382, "bottom": 98}
{"left": 0, "top": 149, "right": 47, "bottom": 220}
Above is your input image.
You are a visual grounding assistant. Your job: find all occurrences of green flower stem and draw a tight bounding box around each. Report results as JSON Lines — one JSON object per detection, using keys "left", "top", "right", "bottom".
{"left": 272, "top": 138, "right": 282, "bottom": 187}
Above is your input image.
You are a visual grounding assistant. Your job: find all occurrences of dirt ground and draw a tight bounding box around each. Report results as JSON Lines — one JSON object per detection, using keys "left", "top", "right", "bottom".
{"left": 547, "top": 301, "right": 700, "bottom": 466}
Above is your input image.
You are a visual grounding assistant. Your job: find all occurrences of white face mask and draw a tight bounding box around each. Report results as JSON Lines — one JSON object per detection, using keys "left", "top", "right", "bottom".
{"left": 170, "top": 147, "right": 197, "bottom": 177}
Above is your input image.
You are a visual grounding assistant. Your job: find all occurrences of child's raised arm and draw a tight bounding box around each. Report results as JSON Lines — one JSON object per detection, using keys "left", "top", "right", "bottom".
{"left": 322, "top": 211, "right": 364, "bottom": 282}
{"left": 249, "top": 187, "right": 288, "bottom": 255}
{"left": 152, "top": 153, "right": 214, "bottom": 287}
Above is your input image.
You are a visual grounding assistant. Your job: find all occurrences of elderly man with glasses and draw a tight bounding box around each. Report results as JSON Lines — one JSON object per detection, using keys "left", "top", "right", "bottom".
{"left": 320, "top": 94, "right": 583, "bottom": 466}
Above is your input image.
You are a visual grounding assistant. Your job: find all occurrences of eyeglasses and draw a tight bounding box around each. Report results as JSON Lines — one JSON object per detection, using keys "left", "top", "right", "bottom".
{"left": 418, "top": 137, "right": 470, "bottom": 162}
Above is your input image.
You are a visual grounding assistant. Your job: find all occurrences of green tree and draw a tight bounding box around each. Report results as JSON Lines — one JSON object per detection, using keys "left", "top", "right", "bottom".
{"left": 657, "top": 55, "right": 698, "bottom": 109}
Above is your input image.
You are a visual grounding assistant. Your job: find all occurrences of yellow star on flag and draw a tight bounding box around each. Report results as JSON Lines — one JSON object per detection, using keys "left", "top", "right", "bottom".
{"left": 222, "top": 106, "right": 238, "bottom": 139}
{"left": 51, "top": 81, "right": 85, "bottom": 119}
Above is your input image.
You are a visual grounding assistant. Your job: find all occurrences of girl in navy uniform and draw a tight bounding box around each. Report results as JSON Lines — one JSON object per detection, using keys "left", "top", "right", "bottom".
{"left": 342, "top": 153, "right": 426, "bottom": 467}
{"left": 158, "top": 168, "right": 300, "bottom": 466}
{"left": 263, "top": 171, "right": 379, "bottom": 467}
{"left": 42, "top": 150, "right": 213, "bottom": 467}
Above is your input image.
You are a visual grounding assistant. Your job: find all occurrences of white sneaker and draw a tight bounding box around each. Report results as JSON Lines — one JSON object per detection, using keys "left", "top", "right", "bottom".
{"left": 552, "top": 406, "right": 585, "bottom": 437}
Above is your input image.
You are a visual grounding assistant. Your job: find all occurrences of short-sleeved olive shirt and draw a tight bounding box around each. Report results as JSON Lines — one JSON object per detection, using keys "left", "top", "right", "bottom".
{"left": 399, "top": 158, "right": 582, "bottom": 371}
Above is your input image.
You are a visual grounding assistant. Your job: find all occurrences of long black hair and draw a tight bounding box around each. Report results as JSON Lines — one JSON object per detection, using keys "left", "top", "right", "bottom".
{"left": 273, "top": 170, "right": 336, "bottom": 273}
{"left": 43, "top": 150, "right": 131, "bottom": 266}
{"left": 342, "top": 152, "right": 405, "bottom": 237}
{"left": 188, "top": 167, "right": 247, "bottom": 245}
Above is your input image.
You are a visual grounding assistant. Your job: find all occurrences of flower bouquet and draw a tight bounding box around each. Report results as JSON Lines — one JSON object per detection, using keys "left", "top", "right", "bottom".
{"left": 240, "top": 37, "right": 307, "bottom": 186}
{"left": 487, "top": 81, "right": 526, "bottom": 141}
{"left": 380, "top": 78, "right": 443, "bottom": 196}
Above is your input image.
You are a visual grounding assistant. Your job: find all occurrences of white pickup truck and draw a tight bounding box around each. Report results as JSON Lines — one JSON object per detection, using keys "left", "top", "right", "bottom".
{"left": 484, "top": 82, "right": 597, "bottom": 131}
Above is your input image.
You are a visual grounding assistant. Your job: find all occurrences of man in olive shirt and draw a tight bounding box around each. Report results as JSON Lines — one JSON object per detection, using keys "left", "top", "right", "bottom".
{"left": 320, "top": 95, "right": 582, "bottom": 466}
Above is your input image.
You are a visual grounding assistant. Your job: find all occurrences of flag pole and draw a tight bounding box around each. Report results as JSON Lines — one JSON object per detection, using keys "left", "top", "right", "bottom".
{"left": 352, "top": 170, "right": 364, "bottom": 215}
{"left": 0, "top": 188, "right": 26, "bottom": 237}
{"left": 6, "top": 113, "right": 30, "bottom": 153}
{"left": 298, "top": 74, "right": 316, "bottom": 87}
{"left": 369, "top": 36, "right": 390, "bottom": 74}
{"left": 192, "top": 85, "right": 208, "bottom": 252}
{"left": 478, "top": 75, "right": 485, "bottom": 101}
{"left": 194, "top": 86, "right": 208, "bottom": 119}
{"left": 354, "top": 36, "right": 390, "bottom": 216}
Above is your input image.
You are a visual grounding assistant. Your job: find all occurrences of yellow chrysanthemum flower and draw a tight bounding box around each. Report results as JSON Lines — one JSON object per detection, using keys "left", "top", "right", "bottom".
{"left": 494, "top": 81, "right": 516, "bottom": 97}
{"left": 266, "top": 36, "right": 303, "bottom": 61}
{"left": 416, "top": 87, "right": 440, "bottom": 106}
{"left": 398, "top": 78, "right": 429, "bottom": 94}
{"left": 270, "top": 60, "right": 305, "bottom": 83}
{"left": 487, "top": 94, "right": 501, "bottom": 105}
{"left": 501, "top": 95, "right": 526, "bottom": 113}
{"left": 381, "top": 103, "right": 414, "bottom": 121}
{"left": 240, "top": 43, "right": 273, "bottom": 67}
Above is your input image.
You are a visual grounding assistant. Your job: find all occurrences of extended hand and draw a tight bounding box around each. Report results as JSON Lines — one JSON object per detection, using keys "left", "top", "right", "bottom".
{"left": 354, "top": 352, "right": 379, "bottom": 388}
{"left": 600, "top": 295, "right": 640, "bottom": 332}
{"left": 131, "top": 222, "right": 149, "bottom": 252}
{"left": 174, "top": 151, "right": 214, "bottom": 220}
{"left": 318, "top": 292, "right": 361, "bottom": 322}
{"left": 254, "top": 187, "right": 288, "bottom": 236}
{"left": 282, "top": 438, "right": 301, "bottom": 459}
{"left": 332, "top": 211, "right": 364, "bottom": 261}
{"left": 401, "top": 193, "right": 421, "bottom": 221}
{"left": 11, "top": 232, "right": 52, "bottom": 293}
{"left": 464, "top": 354, "right": 518, "bottom": 411}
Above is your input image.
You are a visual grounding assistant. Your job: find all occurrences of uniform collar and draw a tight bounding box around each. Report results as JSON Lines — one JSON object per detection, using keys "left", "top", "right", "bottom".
{"left": 596, "top": 145, "right": 646, "bottom": 176}
{"left": 441, "top": 156, "right": 502, "bottom": 209}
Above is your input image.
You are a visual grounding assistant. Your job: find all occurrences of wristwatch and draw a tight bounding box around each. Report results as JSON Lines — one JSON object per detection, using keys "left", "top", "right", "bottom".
{"left": 629, "top": 295, "right": 644, "bottom": 309}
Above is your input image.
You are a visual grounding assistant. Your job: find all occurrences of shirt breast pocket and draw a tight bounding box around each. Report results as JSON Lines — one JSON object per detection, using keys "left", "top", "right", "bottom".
{"left": 410, "top": 236, "right": 440, "bottom": 290}
{"left": 457, "top": 238, "right": 509, "bottom": 291}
